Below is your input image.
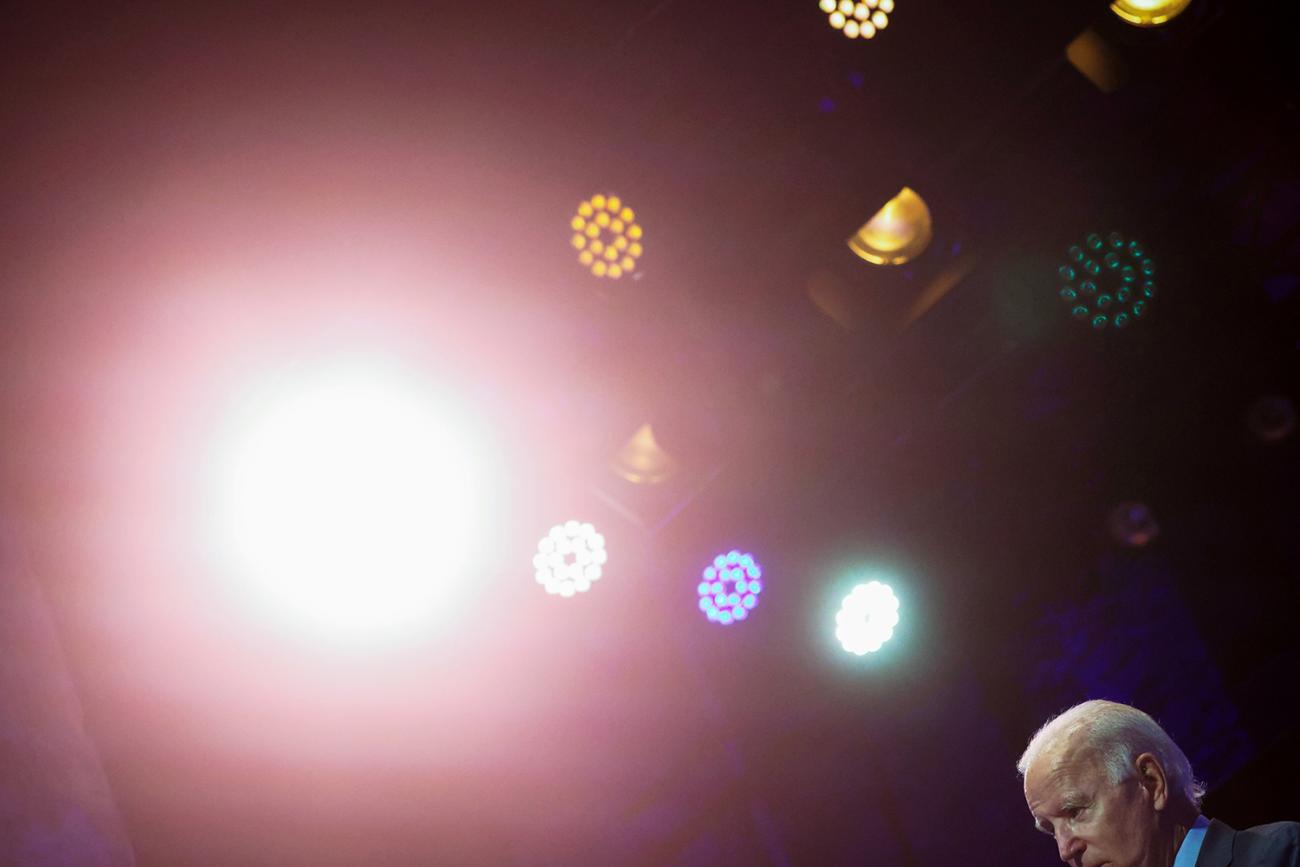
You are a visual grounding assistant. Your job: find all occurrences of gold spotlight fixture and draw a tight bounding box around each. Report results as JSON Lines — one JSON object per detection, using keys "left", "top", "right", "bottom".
{"left": 610, "top": 423, "right": 679, "bottom": 485}
{"left": 819, "top": 0, "right": 893, "bottom": 40}
{"left": 570, "top": 193, "right": 644, "bottom": 279}
{"left": 847, "top": 187, "right": 932, "bottom": 266}
{"left": 1109, "top": 0, "right": 1193, "bottom": 27}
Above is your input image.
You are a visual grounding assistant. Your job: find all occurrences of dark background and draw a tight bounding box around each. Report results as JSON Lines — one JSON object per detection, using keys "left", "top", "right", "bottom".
{"left": 2, "top": 1, "right": 1298, "bottom": 864}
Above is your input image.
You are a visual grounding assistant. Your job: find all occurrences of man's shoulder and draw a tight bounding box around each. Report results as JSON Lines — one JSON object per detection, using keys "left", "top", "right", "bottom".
{"left": 1240, "top": 821, "right": 1300, "bottom": 841}
{"left": 1234, "top": 821, "right": 1300, "bottom": 867}
{"left": 1200, "top": 819, "right": 1300, "bottom": 867}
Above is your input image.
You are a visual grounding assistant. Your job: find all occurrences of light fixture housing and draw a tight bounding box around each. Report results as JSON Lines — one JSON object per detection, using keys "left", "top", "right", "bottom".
{"left": 611, "top": 423, "right": 679, "bottom": 485}
{"left": 1109, "top": 0, "right": 1192, "bottom": 27}
{"left": 847, "top": 187, "right": 932, "bottom": 266}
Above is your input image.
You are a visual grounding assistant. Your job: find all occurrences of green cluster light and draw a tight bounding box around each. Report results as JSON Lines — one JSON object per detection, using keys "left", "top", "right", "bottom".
{"left": 1057, "top": 231, "right": 1157, "bottom": 330}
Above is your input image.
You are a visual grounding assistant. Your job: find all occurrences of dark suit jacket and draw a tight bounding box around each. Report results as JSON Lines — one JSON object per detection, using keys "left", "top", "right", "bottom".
{"left": 1196, "top": 819, "right": 1300, "bottom": 867}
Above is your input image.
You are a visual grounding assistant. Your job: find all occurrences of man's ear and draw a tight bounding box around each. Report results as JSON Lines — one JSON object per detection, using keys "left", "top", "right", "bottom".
{"left": 1134, "top": 753, "right": 1169, "bottom": 811}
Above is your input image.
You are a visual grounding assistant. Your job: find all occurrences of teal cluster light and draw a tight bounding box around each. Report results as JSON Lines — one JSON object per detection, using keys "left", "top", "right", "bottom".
{"left": 1057, "top": 231, "right": 1157, "bottom": 330}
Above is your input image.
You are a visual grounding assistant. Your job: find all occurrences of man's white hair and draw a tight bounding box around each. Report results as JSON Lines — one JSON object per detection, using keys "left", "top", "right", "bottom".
{"left": 1017, "top": 699, "right": 1206, "bottom": 808}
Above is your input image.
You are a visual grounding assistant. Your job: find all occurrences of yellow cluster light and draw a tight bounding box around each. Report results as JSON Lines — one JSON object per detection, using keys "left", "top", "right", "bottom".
{"left": 569, "top": 193, "right": 644, "bottom": 279}
{"left": 818, "top": 0, "right": 893, "bottom": 40}
{"left": 1110, "top": 0, "right": 1192, "bottom": 27}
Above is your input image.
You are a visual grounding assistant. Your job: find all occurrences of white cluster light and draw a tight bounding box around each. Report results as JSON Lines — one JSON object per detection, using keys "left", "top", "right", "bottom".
{"left": 534, "top": 520, "right": 607, "bottom": 597}
{"left": 818, "top": 0, "right": 893, "bottom": 40}
{"left": 835, "top": 581, "right": 901, "bottom": 655}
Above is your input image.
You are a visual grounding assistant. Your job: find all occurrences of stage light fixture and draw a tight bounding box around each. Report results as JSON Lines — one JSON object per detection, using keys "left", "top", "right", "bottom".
{"left": 611, "top": 423, "right": 679, "bottom": 485}
{"left": 819, "top": 0, "right": 893, "bottom": 40}
{"left": 835, "top": 581, "right": 900, "bottom": 655}
{"left": 570, "top": 194, "right": 644, "bottom": 279}
{"left": 847, "top": 187, "right": 932, "bottom": 265}
{"left": 696, "top": 550, "right": 763, "bottom": 625}
{"left": 1057, "top": 231, "right": 1157, "bottom": 330}
{"left": 534, "top": 520, "right": 608, "bottom": 597}
{"left": 1109, "top": 0, "right": 1192, "bottom": 27}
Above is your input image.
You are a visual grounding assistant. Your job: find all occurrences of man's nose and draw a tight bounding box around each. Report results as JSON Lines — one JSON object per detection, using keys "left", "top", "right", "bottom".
{"left": 1056, "top": 829, "right": 1084, "bottom": 863}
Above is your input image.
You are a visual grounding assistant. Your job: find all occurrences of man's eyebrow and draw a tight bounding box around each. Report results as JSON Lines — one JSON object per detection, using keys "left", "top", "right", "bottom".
{"left": 1030, "top": 792, "right": 1087, "bottom": 834}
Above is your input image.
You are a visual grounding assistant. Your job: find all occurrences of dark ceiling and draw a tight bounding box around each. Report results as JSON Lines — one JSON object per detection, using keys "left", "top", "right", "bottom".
{"left": 2, "top": 1, "right": 1299, "bottom": 864}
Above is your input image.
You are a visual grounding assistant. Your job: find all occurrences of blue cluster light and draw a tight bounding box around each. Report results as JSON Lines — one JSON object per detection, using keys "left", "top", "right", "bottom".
{"left": 1057, "top": 231, "right": 1157, "bottom": 330}
{"left": 697, "top": 550, "right": 763, "bottom": 625}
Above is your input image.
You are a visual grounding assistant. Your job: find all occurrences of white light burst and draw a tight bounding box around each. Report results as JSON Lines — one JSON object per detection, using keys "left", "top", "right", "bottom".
{"left": 835, "top": 581, "right": 900, "bottom": 655}
{"left": 534, "top": 520, "right": 608, "bottom": 597}
{"left": 202, "top": 357, "right": 496, "bottom": 646}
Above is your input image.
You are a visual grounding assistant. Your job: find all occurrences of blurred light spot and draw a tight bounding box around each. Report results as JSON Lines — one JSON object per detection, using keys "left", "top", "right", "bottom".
{"left": 698, "top": 550, "right": 763, "bottom": 625}
{"left": 570, "top": 194, "right": 644, "bottom": 279}
{"left": 202, "top": 358, "right": 495, "bottom": 646}
{"left": 1247, "top": 395, "right": 1297, "bottom": 444}
{"left": 835, "top": 580, "right": 899, "bottom": 655}
{"left": 534, "top": 520, "right": 608, "bottom": 597}
{"left": 1108, "top": 501, "right": 1159, "bottom": 548}
{"left": 1066, "top": 28, "right": 1128, "bottom": 93}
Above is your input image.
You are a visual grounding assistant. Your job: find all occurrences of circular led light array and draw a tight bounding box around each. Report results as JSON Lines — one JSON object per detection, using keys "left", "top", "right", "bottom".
{"left": 534, "top": 520, "right": 607, "bottom": 597}
{"left": 835, "top": 581, "right": 900, "bottom": 655}
{"left": 1057, "top": 231, "right": 1157, "bottom": 330}
{"left": 697, "top": 550, "right": 763, "bottom": 625}
{"left": 819, "top": 0, "right": 893, "bottom": 40}
{"left": 570, "top": 194, "right": 644, "bottom": 279}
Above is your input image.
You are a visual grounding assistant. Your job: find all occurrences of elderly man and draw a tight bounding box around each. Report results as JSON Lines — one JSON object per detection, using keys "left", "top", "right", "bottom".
{"left": 1018, "top": 700, "right": 1300, "bottom": 866}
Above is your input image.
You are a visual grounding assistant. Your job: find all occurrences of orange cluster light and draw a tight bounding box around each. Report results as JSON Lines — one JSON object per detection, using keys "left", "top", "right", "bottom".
{"left": 570, "top": 194, "right": 644, "bottom": 279}
{"left": 819, "top": 0, "right": 894, "bottom": 40}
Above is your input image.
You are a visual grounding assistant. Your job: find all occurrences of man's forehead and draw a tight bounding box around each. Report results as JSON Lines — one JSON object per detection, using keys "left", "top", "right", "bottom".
{"left": 1025, "top": 738, "right": 1098, "bottom": 806}
{"left": 1032, "top": 727, "right": 1099, "bottom": 773}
